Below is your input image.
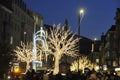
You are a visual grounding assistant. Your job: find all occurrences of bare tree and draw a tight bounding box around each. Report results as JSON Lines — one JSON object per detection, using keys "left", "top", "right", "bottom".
{"left": 45, "top": 25, "right": 78, "bottom": 75}
{"left": 70, "top": 56, "right": 97, "bottom": 73}
{"left": 14, "top": 43, "right": 33, "bottom": 73}
{"left": 14, "top": 25, "right": 78, "bottom": 74}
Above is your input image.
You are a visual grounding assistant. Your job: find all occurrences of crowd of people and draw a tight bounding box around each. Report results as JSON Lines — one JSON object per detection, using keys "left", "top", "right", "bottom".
{"left": 25, "top": 69, "right": 120, "bottom": 80}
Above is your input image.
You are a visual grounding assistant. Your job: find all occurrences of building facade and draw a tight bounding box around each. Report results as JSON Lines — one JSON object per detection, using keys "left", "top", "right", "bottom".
{"left": 0, "top": 0, "right": 44, "bottom": 73}
{"left": 100, "top": 8, "right": 120, "bottom": 70}
{"left": 0, "top": 0, "right": 13, "bottom": 45}
{"left": 115, "top": 8, "right": 120, "bottom": 67}
{"left": 0, "top": 0, "right": 43, "bottom": 49}
{"left": 105, "top": 25, "right": 117, "bottom": 68}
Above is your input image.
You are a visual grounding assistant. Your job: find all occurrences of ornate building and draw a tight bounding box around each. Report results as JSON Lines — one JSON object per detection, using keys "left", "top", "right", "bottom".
{"left": 115, "top": 8, "right": 120, "bottom": 67}
{"left": 100, "top": 8, "right": 120, "bottom": 69}
{"left": 0, "top": 0, "right": 43, "bottom": 49}
{"left": 0, "top": 0, "right": 44, "bottom": 73}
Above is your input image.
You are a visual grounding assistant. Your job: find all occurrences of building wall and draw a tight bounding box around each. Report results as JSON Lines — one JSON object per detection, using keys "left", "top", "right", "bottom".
{"left": 105, "top": 28, "right": 117, "bottom": 68}
{"left": 0, "top": 0, "right": 43, "bottom": 49}
{"left": 100, "top": 8, "right": 120, "bottom": 69}
{"left": 11, "top": 2, "right": 34, "bottom": 48}
{"left": 0, "top": 3, "right": 12, "bottom": 45}
{"left": 29, "top": 11, "right": 44, "bottom": 32}
{"left": 0, "top": 0, "right": 44, "bottom": 72}
{"left": 115, "top": 8, "right": 120, "bottom": 66}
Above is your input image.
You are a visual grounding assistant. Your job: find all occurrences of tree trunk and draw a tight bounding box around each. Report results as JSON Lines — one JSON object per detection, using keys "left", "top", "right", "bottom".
{"left": 25, "top": 62, "right": 30, "bottom": 73}
{"left": 40, "top": 51, "right": 42, "bottom": 61}
{"left": 53, "top": 55, "right": 60, "bottom": 75}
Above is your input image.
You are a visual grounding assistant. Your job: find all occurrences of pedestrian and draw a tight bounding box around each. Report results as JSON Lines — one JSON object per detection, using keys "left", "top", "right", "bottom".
{"left": 26, "top": 70, "right": 31, "bottom": 80}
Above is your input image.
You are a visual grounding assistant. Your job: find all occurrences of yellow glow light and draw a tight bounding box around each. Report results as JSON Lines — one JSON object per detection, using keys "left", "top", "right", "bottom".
{"left": 14, "top": 67, "right": 20, "bottom": 73}
{"left": 95, "top": 66, "right": 99, "bottom": 71}
{"left": 80, "top": 9, "right": 84, "bottom": 14}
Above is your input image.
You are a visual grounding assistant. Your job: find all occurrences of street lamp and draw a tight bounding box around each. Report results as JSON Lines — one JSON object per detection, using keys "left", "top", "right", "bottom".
{"left": 78, "top": 9, "right": 84, "bottom": 54}
{"left": 78, "top": 9, "right": 84, "bottom": 71}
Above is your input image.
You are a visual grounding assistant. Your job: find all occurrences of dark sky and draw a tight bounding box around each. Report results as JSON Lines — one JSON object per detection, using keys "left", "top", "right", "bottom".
{"left": 24, "top": 0, "right": 120, "bottom": 40}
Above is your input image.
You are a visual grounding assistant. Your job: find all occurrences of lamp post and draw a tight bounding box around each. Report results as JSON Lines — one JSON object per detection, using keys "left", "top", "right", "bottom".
{"left": 78, "top": 9, "right": 84, "bottom": 54}
{"left": 78, "top": 9, "right": 84, "bottom": 71}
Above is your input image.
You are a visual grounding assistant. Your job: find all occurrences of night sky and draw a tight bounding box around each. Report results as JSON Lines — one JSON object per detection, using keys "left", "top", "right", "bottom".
{"left": 24, "top": 0, "right": 120, "bottom": 40}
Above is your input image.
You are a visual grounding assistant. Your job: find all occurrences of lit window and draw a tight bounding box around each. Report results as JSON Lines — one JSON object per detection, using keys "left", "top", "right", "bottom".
{"left": 113, "top": 61, "right": 117, "bottom": 67}
{"left": 96, "top": 59, "right": 99, "bottom": 63}
{"left": 10, "top": 36, "right": 13, "bottom": 44}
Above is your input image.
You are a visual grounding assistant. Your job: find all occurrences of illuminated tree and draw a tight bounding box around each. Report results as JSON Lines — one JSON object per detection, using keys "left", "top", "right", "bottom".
{"left": 70, "top": 56, "right": 97, "bottom": 73}
{"left": 14, "top": 43, "right": 33, "bottom": 73}
{"left": 45, "top": 25, "right": 78, "bottom": 75}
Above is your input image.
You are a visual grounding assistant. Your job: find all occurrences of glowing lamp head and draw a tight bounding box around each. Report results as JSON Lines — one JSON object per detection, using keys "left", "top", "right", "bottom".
{"left": 80, "top": 9, "right": 84, "bottom": 13}
{"left": 14, "top": 67, "right": 20, "bottom": 73}
{"left": 94, "top": 37, "right": 97, "bottom": 41}
{"left": 79, "top": 9, "right": 84, "bottom": 14}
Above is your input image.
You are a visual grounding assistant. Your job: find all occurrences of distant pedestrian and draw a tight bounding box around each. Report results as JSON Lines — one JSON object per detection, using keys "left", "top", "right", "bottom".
{"left": 26, "top": 70, "right": 31, "bottom": 80}
{"left": 31, "top": 69, "right": 39, "bottom": 80}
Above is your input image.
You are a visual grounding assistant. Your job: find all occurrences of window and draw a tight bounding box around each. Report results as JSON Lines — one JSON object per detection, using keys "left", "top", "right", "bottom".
{"left": 10, "top": 36, "right": 13, "bottom": 45}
